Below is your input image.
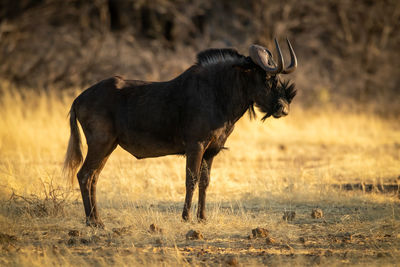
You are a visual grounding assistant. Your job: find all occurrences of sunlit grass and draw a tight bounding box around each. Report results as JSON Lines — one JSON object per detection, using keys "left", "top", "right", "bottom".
{"left": 0, "top": 85, "right": 399, "bottom": 266}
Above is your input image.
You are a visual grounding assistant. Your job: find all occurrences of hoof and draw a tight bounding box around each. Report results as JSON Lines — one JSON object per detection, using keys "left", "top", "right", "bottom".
{"left": 197, "top": 211, "right": 207, "bottom": 223}
{"left": 182, "top": 212, "right": 190, "bottom": 222}
{"left": 86, "top": 218, "right": 105, "bottom": 229}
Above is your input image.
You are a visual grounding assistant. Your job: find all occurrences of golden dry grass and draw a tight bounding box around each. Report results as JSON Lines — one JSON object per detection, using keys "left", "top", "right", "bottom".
{"left": 0, "top": 85, "right": 399, "bottom": 266}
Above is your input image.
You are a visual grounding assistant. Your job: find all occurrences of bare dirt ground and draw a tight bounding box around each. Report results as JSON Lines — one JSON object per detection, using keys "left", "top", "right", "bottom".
{"left": 1, "top": 194, "right": 399, "bottom": 266}
{"left": 0, "top": 89, "right": 399, "bottom": 266}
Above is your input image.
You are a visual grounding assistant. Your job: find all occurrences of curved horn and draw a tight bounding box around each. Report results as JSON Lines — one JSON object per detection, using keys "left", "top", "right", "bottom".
{"left": 249, "top": 38, "right": 284, "bottom": 74}
{"left": 281, "top": 38, "right": 297, "bottom": 74}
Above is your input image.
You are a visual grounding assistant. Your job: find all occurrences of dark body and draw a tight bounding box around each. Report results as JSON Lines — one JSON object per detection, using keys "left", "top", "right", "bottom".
{"left": 64, "top": 44, "right": 297, "bottom": 227}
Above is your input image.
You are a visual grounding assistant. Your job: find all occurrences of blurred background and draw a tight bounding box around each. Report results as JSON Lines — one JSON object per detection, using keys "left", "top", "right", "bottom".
{"left": 0, "top": 0, "right": 399, "bottom": 114}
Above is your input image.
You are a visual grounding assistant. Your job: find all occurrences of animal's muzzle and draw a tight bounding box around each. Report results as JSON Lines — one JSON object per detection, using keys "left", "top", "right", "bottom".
{"left": 273, "top": 99, "right": 289, "bottom": 118}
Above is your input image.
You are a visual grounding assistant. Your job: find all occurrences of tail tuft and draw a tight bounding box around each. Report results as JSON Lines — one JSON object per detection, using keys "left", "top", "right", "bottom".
{"left": 63, "top": 101, "right": 83, "bottom": 185}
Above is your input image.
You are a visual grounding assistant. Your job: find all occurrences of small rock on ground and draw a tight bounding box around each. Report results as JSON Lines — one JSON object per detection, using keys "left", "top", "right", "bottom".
{"left": 186, "top": 230, "right": 203, "bottom": 240}
{"left": 149, "top": 223, "right": 163, "bottom": 234}
{"left": 252, "top": 227, "right": 269, "bottom": 238}
{"left": 225, "top": 255, "right": 239, "bottom": 266}
{"left": 311, "top": 208, "right": 324, "bottom": 219}
{"left": 265, "top": 237, "right": 276, "bottom": 244}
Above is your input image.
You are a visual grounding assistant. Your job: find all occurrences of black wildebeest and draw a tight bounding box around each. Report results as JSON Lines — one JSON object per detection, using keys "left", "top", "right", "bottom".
{"left": 63, "top": 39, "right": 297, "bottom": 227}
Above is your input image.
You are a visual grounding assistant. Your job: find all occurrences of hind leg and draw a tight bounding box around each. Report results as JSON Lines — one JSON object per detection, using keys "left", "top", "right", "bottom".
{"left": 89, "top": 153, "right": 113, "bottom": 224}
{"left": 77, "top": 141, "right": 116, "bottom": 227}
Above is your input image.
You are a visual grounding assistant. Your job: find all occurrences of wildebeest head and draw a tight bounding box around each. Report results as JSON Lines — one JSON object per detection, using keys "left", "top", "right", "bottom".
{"left": 248, "top": 39, "right": 297, "bottom": 120}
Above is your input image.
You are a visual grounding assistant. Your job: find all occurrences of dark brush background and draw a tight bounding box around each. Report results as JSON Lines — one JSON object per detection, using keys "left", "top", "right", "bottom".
{"left": 1, "top": 0, "right": 399, "bottom": 114}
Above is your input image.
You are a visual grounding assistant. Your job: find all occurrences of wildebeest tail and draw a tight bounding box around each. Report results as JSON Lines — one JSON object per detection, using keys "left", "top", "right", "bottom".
{"left": 63, "top": 100, "right": 83, "bottom": 185}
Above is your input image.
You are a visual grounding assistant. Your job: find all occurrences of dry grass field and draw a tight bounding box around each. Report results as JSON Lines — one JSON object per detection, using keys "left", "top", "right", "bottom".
{"left": 0, "top": 84, "right": 399, "bottom": 266}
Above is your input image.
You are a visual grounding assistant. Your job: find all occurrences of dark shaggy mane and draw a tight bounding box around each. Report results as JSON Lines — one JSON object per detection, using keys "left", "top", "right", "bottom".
{"left": 196, "top": 48, "right": 245, "bottom": 67}
{"left": 281, "top": 80, "right": 297, "bottom": 102}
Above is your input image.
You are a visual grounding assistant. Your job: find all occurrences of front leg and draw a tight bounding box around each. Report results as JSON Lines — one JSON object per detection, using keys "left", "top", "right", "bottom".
{"left": 197, "top": 157, "right": 214, "bottom": 221}
{"left": 182, "top": 143, "right": 204, "bottom": 221}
